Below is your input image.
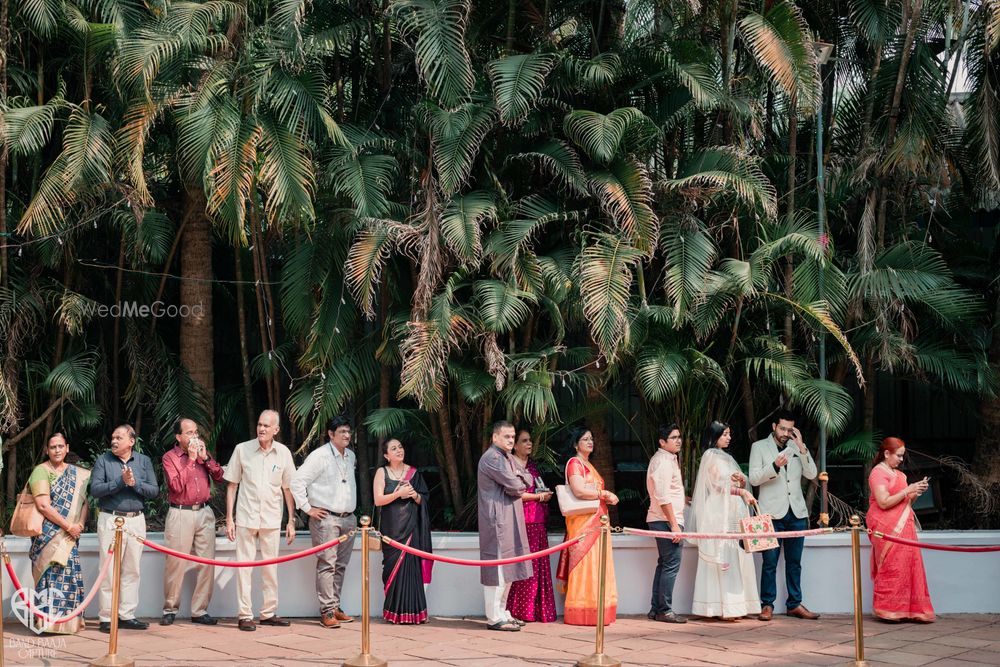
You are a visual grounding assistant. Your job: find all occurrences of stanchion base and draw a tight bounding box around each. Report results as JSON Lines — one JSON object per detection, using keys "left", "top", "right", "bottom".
{"left": 576, "top": 653, "right": 621, "bottom": 667}
{"left": 342, "top": 653, "right": 387, "bottom": 667}
{"left": 89, "top": 655, "right": 135, "bottom": 667}
{"left": 843, "top": 662, "right": 871, "bottom": 667}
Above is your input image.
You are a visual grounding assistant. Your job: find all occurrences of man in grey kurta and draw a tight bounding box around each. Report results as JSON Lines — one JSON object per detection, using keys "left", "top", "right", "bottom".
{"left": 478, "top": 420, "right": 531, "bottom": 631}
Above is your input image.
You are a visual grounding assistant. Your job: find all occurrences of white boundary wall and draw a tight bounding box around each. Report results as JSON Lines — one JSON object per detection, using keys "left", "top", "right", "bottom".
{"left": 2, "top": 531, "right": 998, "bottom": 620}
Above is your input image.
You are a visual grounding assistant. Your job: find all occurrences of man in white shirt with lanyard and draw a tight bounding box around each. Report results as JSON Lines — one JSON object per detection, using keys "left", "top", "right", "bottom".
{"left": 291, "top": 416, "right": 357, "bottom": 629}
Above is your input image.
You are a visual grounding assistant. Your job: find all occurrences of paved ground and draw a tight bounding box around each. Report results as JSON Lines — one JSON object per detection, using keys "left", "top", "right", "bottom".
{"left": 3, "top": 613, "right": 1000, "bottom": 666}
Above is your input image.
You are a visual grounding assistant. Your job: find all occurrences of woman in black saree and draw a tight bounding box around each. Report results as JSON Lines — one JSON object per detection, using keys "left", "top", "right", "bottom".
{"left": 373, "top": 438, "right": 433, "bottom": 624}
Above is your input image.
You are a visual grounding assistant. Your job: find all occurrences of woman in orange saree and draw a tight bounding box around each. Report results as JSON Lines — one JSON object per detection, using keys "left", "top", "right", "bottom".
{"left": 866, "top": 437, "right": 935, "bottom": 623}
{"left": 556, "top": 426, "right": 618, "bottom": 626}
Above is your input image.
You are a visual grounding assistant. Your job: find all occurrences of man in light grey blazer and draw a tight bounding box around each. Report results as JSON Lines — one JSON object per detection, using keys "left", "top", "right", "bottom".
{"left": 749, "top": 409, "right": 820, "bottom": 621}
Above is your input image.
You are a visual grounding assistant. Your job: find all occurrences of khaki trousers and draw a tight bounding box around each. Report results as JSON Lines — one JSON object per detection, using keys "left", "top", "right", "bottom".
{"left": 162, "top": 506, "right": 217, "bottom": 616}
{"left": 309, "top": 513, "right": 356, "bottom": 614}
{"left": 98, "top": 512, "right": 145, "bottom": 622}
{"left": 235, "top": 526, "right": 279, "bottom": 620}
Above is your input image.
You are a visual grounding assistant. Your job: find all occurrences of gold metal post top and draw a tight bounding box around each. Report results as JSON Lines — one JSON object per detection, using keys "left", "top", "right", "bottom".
{"left": 114, "top": 516, "right": 125, "bottom": 528}
{"left": 599, "top": 515, "right": 609, "bottom": 526}
{"left": 360, "top": 515, "right": 371, "bottom": 527}
{"left": 818, "top": 472, "right": 829, "bottom": 482}
{"left": 850, "top": 515, "right": 861, "bottom": 527}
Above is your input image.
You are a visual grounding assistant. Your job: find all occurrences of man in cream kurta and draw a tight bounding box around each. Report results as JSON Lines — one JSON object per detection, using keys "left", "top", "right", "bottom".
{"left": 749, "top": 408, "right": 819, "bottom": 621}
{"left": 225, "top": 410, "right": 297, "bottom": 631}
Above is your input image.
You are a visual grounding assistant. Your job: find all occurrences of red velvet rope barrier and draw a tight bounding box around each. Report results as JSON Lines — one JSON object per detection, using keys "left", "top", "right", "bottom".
{"left": 623, "top": 526, "right": 835, "bottom": 540}
{"left": 870, "top": 531, "right": 1000, "bottom": 553}
{"left": 3, "top": 547, "right": 114, "bottom": 624}
{"left": 378, "top": 533, "right": 585, "bottom": 566}
{"left": 133, "top": 531, "right": 353, "bottom": 567}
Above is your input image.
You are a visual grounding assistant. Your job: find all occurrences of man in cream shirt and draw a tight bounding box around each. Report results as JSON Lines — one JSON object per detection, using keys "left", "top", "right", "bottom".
{"left": 645, "top": 423, "right": 687, "bottom": 624}
{"left": 749, "top": 408, "right": 820, "bottom": 621}
{"left": 225, "top": 409, "right": 297, "bottom": 631}
{"left": 290, "top": 416, "right": 357, "bottom": 629}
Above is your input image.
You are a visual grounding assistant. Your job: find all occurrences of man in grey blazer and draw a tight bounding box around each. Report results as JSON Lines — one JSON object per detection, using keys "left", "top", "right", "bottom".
{"left": 749, "top": 409, "right": 820, "bottom": 621}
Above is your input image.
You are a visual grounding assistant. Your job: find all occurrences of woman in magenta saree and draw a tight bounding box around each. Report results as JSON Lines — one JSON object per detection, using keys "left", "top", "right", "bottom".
{"left": 866, "top": 437, "right": 935, "bottom": 623}
{"left": 506, "top": 427, "right": 556, "bottom": 623}
{"left": 373, "top": 439, "right": 433, "bottom": 624}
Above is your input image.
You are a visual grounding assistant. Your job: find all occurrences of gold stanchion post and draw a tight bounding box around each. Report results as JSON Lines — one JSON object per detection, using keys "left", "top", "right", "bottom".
{"left": 818, "top": 472, "right": 830, "bottom": 527}
{"left": 576, "top": 516, "right": 620, "bottom": 667}
{"left": 344, "top": 516, "right": 386, "bottom": 667}
{"left": 91, "top": 517, "right": 134, "bottom": 667}
{"left": 845, "top": 515, "right": 869, "bottom": 667}
{"left": 1, "top": 547, "right": 7, "bottom": 667}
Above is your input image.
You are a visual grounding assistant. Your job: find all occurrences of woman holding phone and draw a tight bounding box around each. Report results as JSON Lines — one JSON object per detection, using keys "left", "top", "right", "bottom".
{"left": 866, "top": 437, "right": 935, "bottom": 623}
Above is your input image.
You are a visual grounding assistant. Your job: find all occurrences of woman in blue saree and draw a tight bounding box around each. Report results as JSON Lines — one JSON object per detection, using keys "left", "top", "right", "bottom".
{"left": 28, "top": 433, "right": 90, "bottom": 634}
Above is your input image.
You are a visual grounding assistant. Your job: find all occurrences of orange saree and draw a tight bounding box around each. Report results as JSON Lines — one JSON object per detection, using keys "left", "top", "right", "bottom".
{"left": 866, "top": 464, "right": 935, "bottom": 622}
{"left": 556, "top": 458, "right": 617, "bottom": 626}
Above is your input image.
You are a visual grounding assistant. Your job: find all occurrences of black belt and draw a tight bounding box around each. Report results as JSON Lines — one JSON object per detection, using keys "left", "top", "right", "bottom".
{"left": 314, "top": 508, "right": 353, "bottom": 518}
{"left": 105, "top": 510, "right": 143, "bottom": 518}
{"left": 170, "top": 503, "right": 206, "bottom": 511}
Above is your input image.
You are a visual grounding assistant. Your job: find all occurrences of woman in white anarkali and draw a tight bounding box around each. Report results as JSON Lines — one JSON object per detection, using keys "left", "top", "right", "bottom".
{"left": 688, "top": 421, "right": 762, "bottom": 620}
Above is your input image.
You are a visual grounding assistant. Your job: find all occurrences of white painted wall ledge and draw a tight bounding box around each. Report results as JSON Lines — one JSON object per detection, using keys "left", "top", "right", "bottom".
{"left": 2, "top": 530, "right": 998, "bottom": 621}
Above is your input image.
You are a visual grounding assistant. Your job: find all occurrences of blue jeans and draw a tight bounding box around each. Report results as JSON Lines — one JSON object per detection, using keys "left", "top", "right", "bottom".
{"left": 760, "top": 509, "right": 807, "bottom": 610}
{"left": 648, "top": 521, "right": 683, "bottom": 614}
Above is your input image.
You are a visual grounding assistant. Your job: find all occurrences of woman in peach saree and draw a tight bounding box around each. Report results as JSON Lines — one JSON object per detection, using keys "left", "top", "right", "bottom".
{"left": 556, "top": 426, "right": 618, "bottom": 626}
{"left": 866, "top": 437, "right": 935, "bottom": 623}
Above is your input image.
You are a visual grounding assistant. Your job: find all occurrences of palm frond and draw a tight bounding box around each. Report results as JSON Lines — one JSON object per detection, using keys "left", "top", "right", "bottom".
{"left": 663, "top": 148, "right": 777, "bottom": 218}
{"left": 506, "top": 139, "right": 588, "bottom": 195}
{"left": 422, "top": 102, "right": 495, "bottom": 195}
{"left": 787, "top": 378, "right": 854, "bottom": 436}
{"left": 486, "top": 53, "right": 559, "bottom": 126}
{"left": 474, "top": 279, "right": 535, "bottom": 333}
{"left": 738, "top": 0, "right": 819, "bottom": 108}
{"left": 575, "top": 234, "right": 643, "bottom": 362}
{"left": 440, "top": 191, "right": 495, "bottom": 265}
{"left": 393, "top": 0, "right": 475, "bottom": 108}
{"left": 563, "top": 107, "right": 648, "bottom": 164}
{"left": 589, "top": 157, "right": 658, "bottom": 253}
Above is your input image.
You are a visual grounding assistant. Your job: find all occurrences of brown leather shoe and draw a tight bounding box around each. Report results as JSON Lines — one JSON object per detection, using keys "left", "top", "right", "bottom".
{"left": 320, "top": 612, "right": 340, "bottom": 628}
{"left": 786, "top": 605, "right": 820, "bottom": 620}
{"left": 333, "top": 609, "right": 354, "bottom": 623}
{"left": 238, "top": 618, "right": 256, "bottom": 632}
{"left": 758, "top": 605, "right": 773, "bottom": 621}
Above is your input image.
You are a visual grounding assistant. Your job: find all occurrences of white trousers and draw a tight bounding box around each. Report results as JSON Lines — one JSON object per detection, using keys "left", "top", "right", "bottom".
{"left": 97, "top": 512, "right": 146, "bottom": 622}
{"left": 483, "top": 568, "right": 514, "bottom": 625}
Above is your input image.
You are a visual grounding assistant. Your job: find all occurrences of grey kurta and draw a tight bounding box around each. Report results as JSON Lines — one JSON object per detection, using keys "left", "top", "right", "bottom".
{"left": 477, "top": 445, "right": 532, "bottom": 586}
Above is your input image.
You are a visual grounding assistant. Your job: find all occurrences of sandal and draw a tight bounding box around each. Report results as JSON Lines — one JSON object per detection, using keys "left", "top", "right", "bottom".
{"left": 486, "top": 621, "right": 521, "bottom": 632}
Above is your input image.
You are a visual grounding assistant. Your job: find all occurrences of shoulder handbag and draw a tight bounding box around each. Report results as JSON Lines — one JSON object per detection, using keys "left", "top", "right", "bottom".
{"left": 555, "top": 484, "right": 600, "bottom": 516}
{"left": 10, "top": 483, "right": 44, "bottom": 537}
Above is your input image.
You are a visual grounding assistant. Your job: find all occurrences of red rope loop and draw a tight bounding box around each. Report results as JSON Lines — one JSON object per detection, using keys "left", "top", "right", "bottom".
{"left": 623, "top": 526, "right": 834, "bottom": 540}
{"left": 378, "top": 532, "right": 586, "bottom": 566}
{"left": 3, "top": 546, "right": 114, "bottom": 625}
{"left": 131, "top": 529, "right": 354, "bottom": 567}
{"left": 868, "top": 530, "right": 1000, "bottom": 553}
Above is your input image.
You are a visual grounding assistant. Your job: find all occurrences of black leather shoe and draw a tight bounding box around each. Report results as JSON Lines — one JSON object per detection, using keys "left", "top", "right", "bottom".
{"left": 118, "top": 618, "right": 149, "bottom": 630}
{"left": 259, "top": 616, "right": 290, "bottom": 627}
{"left": 160, "top": 613, "right": 175, "bottom": 626}
{"left": 654, "top": 612, "right": 688, "bottom": 624}
{"left": 191, "top": 614, "right": 218, "bottom": 626}
{"left": 99, "top": 622, "right": 110, "bottom": 633}
{"left": 647, "top": 610, "right": 657, "bottom": 620}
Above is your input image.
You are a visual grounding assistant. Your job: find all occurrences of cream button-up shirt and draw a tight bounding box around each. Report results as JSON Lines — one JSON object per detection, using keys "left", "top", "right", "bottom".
{"left": 290, "top": 443, "right": 357, "bottom": 514}
{"left": 224, "top": 439, "right": 296, "bottom": 529}
{"left": 646, "top": 448, "right": 686, "bottom": 525}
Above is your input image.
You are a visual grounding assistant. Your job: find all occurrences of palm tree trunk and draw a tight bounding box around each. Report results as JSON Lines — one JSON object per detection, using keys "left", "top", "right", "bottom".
{"left": 355, "top": 401, "right": 373, "bottom": 510}
{"left": 427, "top": 410, "right": 453, "bottom": 511}
{"left": 862, "top": 356, "right": 877, "bottom": 433}
{"left": 437, "top": 397, "right": 464, "bottom": 516}
{"left": 112, "top": 239, "right": 126, "bottom": 425}
{"left": 505, "top": 0, "right": 517, "bottom": 54}
{"left": 235, "top": 248, "right": 255, "bottom": 434}
{"left": 248, "top": 207, "right": 275, "bottom": 408}
{"left": 180, "top": 190, "right": 215, "bottom": 419}
{"left": 974, "top": 291, "right": 1000, "bottom": 485}
{"left": 0, "top": 0, "right": 9, "bottom": 290}
{"left": 584, "top": 350, "right": 616, "bottom": 522}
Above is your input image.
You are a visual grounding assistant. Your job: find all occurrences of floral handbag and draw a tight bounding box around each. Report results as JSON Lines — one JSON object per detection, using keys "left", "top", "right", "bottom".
{"left": 739, "top": 506, "right": 779, "bottom": 553}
